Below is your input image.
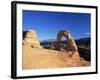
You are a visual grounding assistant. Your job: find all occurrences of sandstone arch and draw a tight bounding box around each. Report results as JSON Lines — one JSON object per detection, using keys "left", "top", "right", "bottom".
{"left": 57, "top": 30, "right": 78, "bottom": 52}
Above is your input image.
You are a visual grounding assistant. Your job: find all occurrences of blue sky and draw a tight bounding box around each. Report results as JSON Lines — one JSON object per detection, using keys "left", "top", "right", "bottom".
{"left": 23, "top": 10, "right": 91, "bottom": 41}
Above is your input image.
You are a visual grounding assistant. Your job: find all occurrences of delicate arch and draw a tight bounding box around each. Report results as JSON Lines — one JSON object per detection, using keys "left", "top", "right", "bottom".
{"left": 57, "top": 30, "right": 78, "bottom": 51}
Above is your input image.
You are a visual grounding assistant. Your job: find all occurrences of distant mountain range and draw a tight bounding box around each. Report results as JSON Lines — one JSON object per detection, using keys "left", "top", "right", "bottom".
{"left": 40, "top": 39, "right": 56, "bottom": 43}
{"left": 75, "top": 37, "right": 90, "bottom": 45}
{"left": 40, "top": 37, "right": 90, "bottom": 46}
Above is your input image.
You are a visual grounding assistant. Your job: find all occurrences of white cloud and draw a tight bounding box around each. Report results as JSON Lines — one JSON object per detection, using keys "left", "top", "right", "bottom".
{"left": 85, "top": 33, "right": 90, "bottom": 37}
{"left": 85, "top": 32, "right": 90, "bottom": 35}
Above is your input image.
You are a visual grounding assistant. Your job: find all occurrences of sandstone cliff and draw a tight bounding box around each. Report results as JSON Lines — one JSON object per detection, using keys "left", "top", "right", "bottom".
{"left": 23, "top": 30, "right": 42, "bottom": 48}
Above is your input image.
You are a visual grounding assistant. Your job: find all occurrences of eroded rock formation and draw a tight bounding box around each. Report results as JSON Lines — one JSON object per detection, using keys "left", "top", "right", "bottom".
{"left": 57, "top": 30, "right": 79, "bottom": 57}
{"left": 23, "top": 30, "right": 42, "bottom": 48}
{"left": 22, "top": 30, "right": 90, "bottom": 69}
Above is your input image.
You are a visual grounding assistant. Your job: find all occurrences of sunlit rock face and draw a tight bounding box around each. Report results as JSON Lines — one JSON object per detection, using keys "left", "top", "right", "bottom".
{"left": 57, "top": 30, "right": 80, "bottom": 57}
{"left": 23, "top": 30, "right": 42, "bottom": 48}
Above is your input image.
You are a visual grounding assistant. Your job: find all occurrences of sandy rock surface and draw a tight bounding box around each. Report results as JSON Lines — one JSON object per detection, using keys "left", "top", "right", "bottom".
{"left": 22, "top": 46, "right": 90, "bottom": 69}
